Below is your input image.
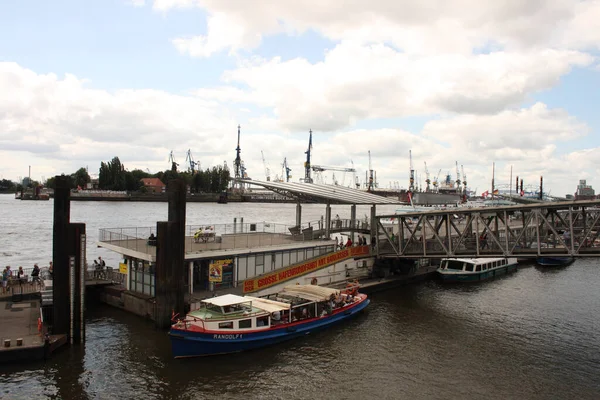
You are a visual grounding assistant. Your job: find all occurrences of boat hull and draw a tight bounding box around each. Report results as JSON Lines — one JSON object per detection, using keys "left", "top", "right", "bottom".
{"left": 438, "top": 263, "right": 517, "bottom": 283}
{"left": 169, "top": 298, "right": 370, "bottom": 358}
{"left": 536, "top": 257, "right": 574, "bottom": 267}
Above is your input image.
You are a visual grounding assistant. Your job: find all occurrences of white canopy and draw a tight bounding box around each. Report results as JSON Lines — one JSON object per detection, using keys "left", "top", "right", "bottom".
{"left": 244, "top": 296, "right": 291, "bottom": 313}
{"left": 280, "top": 285, "right": 341, "bottom": 302}
{"left": 202, "top": 294, "right": 251, "bottom": 307}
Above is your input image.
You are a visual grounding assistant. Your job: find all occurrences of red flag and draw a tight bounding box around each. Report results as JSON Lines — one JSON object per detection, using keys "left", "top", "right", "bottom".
{"left": 520, "top": 190, "right": 524, "bottom": 196}
{"left": 482, "top": 190, "right": 489, "bottom": 197}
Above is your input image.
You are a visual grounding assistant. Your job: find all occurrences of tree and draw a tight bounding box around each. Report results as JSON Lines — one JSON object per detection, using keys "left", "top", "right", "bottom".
{"left": 72, "top": 167, "right": 91, "bottom": 189}
{"left": 0, "top": 179, "right": 16, "bottom": 192}
{"left": 99, "top": 157, "right": 126, "bottom": 190}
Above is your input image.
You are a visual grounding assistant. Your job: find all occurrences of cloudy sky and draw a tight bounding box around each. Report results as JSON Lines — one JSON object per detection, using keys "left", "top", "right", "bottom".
{"left": 1, "top": 0, "right": 599, "bottom": 196}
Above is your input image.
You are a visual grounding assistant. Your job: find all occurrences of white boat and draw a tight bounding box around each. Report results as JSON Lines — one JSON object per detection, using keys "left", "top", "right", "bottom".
{"left": 437, "top": 257, "right": 518, "bottom": 282}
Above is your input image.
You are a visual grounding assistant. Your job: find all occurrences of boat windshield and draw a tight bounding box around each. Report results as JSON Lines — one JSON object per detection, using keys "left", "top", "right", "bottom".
{"left": 445, "top": 260, "right": 465, "bottom": 271}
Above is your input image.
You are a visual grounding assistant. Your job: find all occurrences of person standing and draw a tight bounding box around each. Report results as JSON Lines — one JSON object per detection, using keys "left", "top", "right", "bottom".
{"left": 1, "top": 267, "right": 9, "bottom": 294}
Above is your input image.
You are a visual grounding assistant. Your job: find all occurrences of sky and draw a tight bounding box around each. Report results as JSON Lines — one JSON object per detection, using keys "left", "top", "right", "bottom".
{"left": 1, "top": 0, "right": 600, "bottom": 197}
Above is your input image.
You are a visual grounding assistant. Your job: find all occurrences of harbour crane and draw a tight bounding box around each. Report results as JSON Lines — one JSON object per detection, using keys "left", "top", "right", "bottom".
{"left": 461, "top": 165, "right": 467, "bottom": 193}
{"left": 185, "top": 149, "right": 200, "bottom": 174}
{"left": 433, "top": 169, "right": 441, "bottom": 190}
{"left": 367, "top": 150, "right": 375, "bottom": 191}
{"left": 351, "top": 160, "right": 359, "bottom": 189}
{"left": 261, "top": 150, "right": 271, "bottom": 181}
{"left": 304, "top": 130, "right": 313, "bottom": 183}
{"left": 233, "top": 124, "right": 242, "bottom": 180}
{"left": 311, "top": 164, "right": 356, "bottom": 187}
{"left": 408, "top": 150, "right": 415, "bottom": 192}
{"left": 455, "top": 161, "right": 462, "bottom": 192}
{"left": 282, "top": 157, "right": 291, "bottom": 182}
{"left": 168, "top": 151, "right": 179, "bottom": 172}
{"left": 424, "top": 161, "right": 431, "bottom": 192}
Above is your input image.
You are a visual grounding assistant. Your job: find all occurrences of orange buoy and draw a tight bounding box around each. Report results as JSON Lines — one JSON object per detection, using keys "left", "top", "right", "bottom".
{"left": 37, "top": 317, "right": 42, "bottom": 333}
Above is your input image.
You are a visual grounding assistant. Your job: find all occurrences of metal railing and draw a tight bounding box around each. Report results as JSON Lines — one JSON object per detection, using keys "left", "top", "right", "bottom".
{"left": 98, "top": 218, "right": 373, "bottom": 255}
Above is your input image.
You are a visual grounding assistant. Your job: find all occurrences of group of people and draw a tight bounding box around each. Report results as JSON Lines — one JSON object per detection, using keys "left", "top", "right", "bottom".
{"left": 335, "top": 234, "right": 369, "bottom": 250}
{"left": 1, "top": 263, "right": 49, "bottom": 294}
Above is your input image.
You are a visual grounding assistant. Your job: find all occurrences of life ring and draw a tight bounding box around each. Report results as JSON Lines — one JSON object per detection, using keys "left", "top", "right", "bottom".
{"left": 311, "top": 277, "right": 318, "bottom": 285}
{"left": 37, "top": 317, "right": 42, "bottom": 333}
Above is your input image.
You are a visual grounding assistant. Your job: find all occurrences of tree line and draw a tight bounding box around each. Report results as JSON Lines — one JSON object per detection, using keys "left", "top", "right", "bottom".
{"left": 51, "top": 157, "right": 229, "bottom": 193}
{"left": 2, "top": 157, "right": 231, "bottom": 194}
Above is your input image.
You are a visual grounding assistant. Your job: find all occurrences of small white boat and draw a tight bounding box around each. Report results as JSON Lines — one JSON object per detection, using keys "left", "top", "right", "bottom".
{"left": 437, "top": 257, "right": 518, "bottom": 282}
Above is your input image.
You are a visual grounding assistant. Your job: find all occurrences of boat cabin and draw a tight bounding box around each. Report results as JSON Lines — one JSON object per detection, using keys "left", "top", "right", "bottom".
{"left": 185, "top": 285, "right": 356, "bottom": 332}
{"left": 439, "top": 258, "right": 514, "bottom": 272}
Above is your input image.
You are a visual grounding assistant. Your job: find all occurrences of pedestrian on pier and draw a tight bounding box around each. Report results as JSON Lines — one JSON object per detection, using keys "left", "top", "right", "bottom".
{"left": 479, "top": 233, "right": 489, "bottom": 249}
{"left": 1, "top": 267, "right": 9, "bottom": 294}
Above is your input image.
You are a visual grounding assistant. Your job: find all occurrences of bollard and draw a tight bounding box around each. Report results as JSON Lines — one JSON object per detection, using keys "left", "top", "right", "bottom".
{"left": 16, "top": 338, "right": 23, "bottom": 346}
{"left": 3, "top": 339, "right": 10, "bottom": 348}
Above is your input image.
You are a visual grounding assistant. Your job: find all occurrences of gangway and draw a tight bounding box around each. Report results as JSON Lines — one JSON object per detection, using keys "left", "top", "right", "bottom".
{"left": 375, "top": 200, "right": 600, "bottom": 258}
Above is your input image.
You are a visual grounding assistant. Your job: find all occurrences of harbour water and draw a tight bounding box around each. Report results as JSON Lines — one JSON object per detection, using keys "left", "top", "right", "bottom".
{"left": 1, "top": 194, "right": 599, "bottom": 399}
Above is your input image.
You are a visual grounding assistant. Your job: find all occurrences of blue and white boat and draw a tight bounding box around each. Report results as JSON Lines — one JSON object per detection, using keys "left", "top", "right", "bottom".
{"left": 536, "top": 257, "right": 574, "bottom": 267}
{"left": 437, "top": 257, "right": 518, "bottom": 282}
{"left": 169, "top": 284, "right": 369, "bottom": 358}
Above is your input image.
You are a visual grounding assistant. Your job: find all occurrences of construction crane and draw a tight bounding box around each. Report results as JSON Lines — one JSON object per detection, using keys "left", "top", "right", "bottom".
{"left": 409, "top": 150, "right": 415, "bottom": 192}
{"left": 455, "top": 161, "right": 462, "bottom": 192}
{"left": 168, "top": 151, "right": 179, "bottom": 172}
{"left": 261, "top": 150, "right": 271, "bottom": 181}
{"left": 424, "top": 161, "right": 431, "bottom": 192}
{"left": 304, "top": 130, "right": 313, "bottom": 183}
{"left": 461, "top": 165, "right": 467, "bottom": 194}
{"left": 282, "top": 157, "right": 292, "bottom": 182}
{"left": 185, "top": 149, "right": 200, "bottom": 174}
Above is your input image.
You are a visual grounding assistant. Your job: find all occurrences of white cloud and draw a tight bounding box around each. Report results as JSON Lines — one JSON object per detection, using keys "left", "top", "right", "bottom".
{"left": 0, "top": 61, "right": 595, "bottom": 196}
{"left": 161, "top": 0, "right": 600, "bottom": 57}
{"left": 0, "top": 62, "right": 238, "bottom": 179}
{"left": 208, "top": 45, "right": 591, "bottom": 132}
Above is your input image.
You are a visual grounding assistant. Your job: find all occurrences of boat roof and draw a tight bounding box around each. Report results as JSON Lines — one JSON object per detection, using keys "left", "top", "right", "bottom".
{"left": 280, "top": 284, "right": 341, "bottom": 302}
{"left": 244, "top": 296, "right": 291, "bottom": 313}
{"left": 443, "top": 258, "right": 507, "bottom": 264}
{"left": 201, "top": 294, "right": 251, "bottom": 307}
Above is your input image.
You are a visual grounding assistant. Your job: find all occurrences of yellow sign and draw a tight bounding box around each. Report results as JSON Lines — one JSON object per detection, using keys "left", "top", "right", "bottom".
{"left": 243, "top": 245, "right": 370, "bottom": 293}
{"left": 209, "top": 264, "right": 223, "bottom": 282}
{"left": 119, "top": 262, "right": 128, "bottom": 274}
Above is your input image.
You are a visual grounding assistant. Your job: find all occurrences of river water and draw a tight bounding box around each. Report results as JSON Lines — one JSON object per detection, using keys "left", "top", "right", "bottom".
{"left": 1, "top": 194, "right": 599, "bottom": 399}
